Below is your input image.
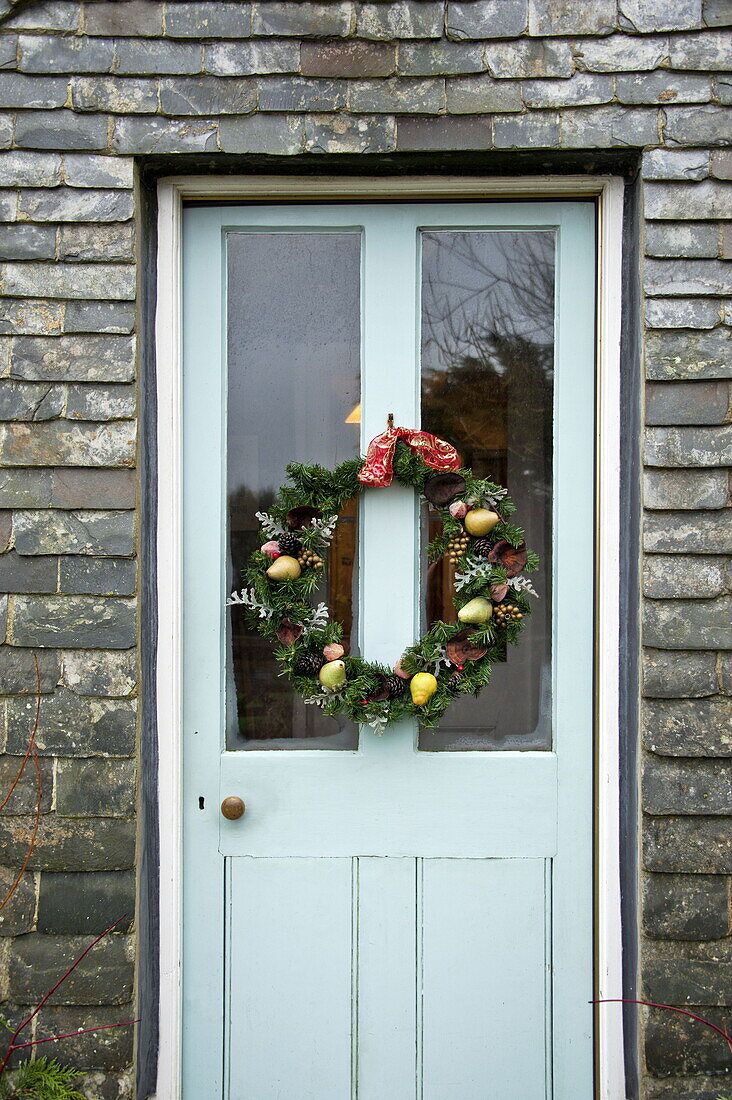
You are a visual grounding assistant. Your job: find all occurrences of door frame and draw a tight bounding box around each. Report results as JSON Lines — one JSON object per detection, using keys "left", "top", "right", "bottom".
{"left": 154, "top": 174, "right": 626, "bottom": 1100}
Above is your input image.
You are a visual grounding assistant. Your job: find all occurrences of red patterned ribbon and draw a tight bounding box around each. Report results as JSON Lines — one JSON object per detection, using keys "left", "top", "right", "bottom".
{"left": 358, "top": 427, "right": 461, "bottom": 488}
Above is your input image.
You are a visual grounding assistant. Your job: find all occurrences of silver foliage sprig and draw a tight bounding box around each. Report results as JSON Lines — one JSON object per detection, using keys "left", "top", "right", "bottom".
{"left": 299, "top": 513, "right": 338, "bottom": 549}
{"left": 454, "top": 558, "right": 493, "bottom": 592}
{"left": 509, "top": 575, "right": 539, "bottom": 599}
{"left": 226, "top": 587, "right": 274, "bottom": 619}
{"left": 302, "top": 601, "right": 329, "bottom": 634}
{"left": 303, "top": 685, "right": 344, "bottom": 709}
{"left": 254, "top": 511, "right": 285, "bottom": 539}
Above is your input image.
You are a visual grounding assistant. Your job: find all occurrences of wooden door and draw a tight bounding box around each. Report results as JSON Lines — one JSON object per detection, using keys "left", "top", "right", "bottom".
{"left": 181, "top": 201, "right": 596, "bottom": 1098}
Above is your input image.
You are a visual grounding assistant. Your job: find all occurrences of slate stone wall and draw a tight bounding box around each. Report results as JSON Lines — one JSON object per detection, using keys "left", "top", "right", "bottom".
{"left": 0, "top": 2, "right": 728, "bottom": 1097}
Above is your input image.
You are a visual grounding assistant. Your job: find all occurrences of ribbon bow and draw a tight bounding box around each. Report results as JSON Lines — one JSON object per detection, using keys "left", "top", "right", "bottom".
{"left": 358, "top": 427, "right": 461, "bottom": 488}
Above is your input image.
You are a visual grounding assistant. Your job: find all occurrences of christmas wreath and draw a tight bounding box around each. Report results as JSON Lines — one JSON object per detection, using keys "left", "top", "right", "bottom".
{"left": 227, "top": 427, "right": 539, "bottom": 735}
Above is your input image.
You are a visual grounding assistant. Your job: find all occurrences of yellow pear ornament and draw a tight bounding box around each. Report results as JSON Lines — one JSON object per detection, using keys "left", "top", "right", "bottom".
{"left": 266, "top": 555, "right": 301, "bottom": 581}
{"left": 464, "top": 508, "right": 501, "bottom": 536}
{"left": 410, "top": 672, "right": 438, "bottom": 706}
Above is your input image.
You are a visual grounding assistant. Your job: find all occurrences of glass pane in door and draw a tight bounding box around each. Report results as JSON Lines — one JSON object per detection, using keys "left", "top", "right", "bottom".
{"left": 419, "top": 230, "right": 555, "bottom": 751}
{"left": 226, "top": 231, "right": 361, "bottom": 749}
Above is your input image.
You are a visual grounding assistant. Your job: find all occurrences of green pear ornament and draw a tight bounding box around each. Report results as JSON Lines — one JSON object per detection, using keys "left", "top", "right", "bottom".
{"left": 457, "top": 596, "right": 493, "bottom": 624}
{"left": 319, "top": 659, "right": 346, "bottom": 689}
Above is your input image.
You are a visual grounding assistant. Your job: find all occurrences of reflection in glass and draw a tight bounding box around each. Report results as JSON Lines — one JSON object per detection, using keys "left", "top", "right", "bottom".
{"left": 226, "top": 232, "right": 361, "bottom": 749}
{"left": 419, "top": 231, "right": 555, "bottom": 751}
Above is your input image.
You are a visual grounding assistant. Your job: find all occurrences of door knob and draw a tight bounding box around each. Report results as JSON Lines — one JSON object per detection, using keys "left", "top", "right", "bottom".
{"left": 221, "top": 796, "right": 246, "bottom": 820}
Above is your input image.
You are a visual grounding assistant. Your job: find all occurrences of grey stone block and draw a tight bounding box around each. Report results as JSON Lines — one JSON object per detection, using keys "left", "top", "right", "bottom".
{"left": 111, "top": 115, "right": 219, "bottom": 153}
{"left": 620, "top": 0, "right": 702, "bottom": 31}
{"left": 63, "top": 154, "right": 134, "bottom": 189}
{"left": 4, "top": 2, "right": 79, "bottom": 31}
{"left": 357, "top": 0, "right": 442, "bottom": 39}
{"left": 0, "top": 420, "right": 136, "bottom": 468}
{"left": 72, "top": 1069, "right": 134, "bottom": 1098}
{"left": 72, "top": 75, "right": 159, "bottom": 113}
{"left": 485, "top": 37, "right": 573, "bottom": 78}
{"left": 0, "top": 299, "right": 64, "bottom": 338}
{"left": 259, "top": 76, "right": 347, "bottom": 112}
{"left": 643, "top": 872, "right": 731, "bottom": 939}
{"left": 6, "top": 685, "right": 136, "bottom": 754}
{"left": 14, "top": 109, "right": 109, "bottom": 152}
{"left": 644, "top": 938, "right": 732, "bottom": 1007}
{"left": 0, "top": 149, "right": 61, "bottom": 187}
{"left": 9, "top": 933, "right": 134, "bottom": 1004}
{"left": 572, "top": 34, "right": 670, "bottom": 72}
{"left": 398, "top": 41, "right": 485, "bottom": 76}
{"left": 645, "top": 180, "right": 732, "bottom": 220}
{"left": 57, "top": 758, "right": 136, "bottom": 816}
{"left": 85, "top": 0, "right": 163, "bottom": 35}
{"left": 204, "top": 40, "right": 300, "bottom": 76}
{"left": 0, "top": 113, "right": 14, "bottom": 150}
{"left": 159, "top": 75, "right": 256, "bottom": 115}
{"left": 33, "top": 1005, "right": 134, "bottom": 1071}
{"left": 667, "top": 28, "right": 731, "bottom": 69}
{"left": 0, "top": 224, "right": 56, "bottom": 261}
{"left": 646, "top": 328, "right": 732, "bottom": 380}
{"left": 218, "top": 112, "right": 303, "bottom": 153}
{"left": 64, "top": 301, "right": 135, "bottom": 335}
{"left": 165, "top": 1, "right": 251, "bottom": 38}
{"left": 66, "top": 383, "right": 136, "bottom": 421}
{"left": 528, "top": 0, "right": 616, "bottom": 34}
{"left": 644, "top": 815, "right": 732, "bottom": 872}
{"left": 446, "top": 74, "right": 521, "bottom": 114}
{"left": 50, "top": 469, "right": 135, "bottom": 511}
{"left": 644, "top": 555, "right": 726, "bottom": 598}
{"left": 0, "top": 644, "right": 60, "bottom": 692}
{"left": 0, "top": 381, "right": 64, "bottom": 421}
{"left": 644, "top": 510, "right": 731, "bottom": 553}
{"left": 0, "top": 869, "right": 36, "bottom": 936}
{"left": 1, "top": 262, "right": 136, "bottom": 302}
{"left": 58, "top": 223, "right": 135, "bottom": 263}
{"left": 559, "top": 105, "right": 660, "bottom": 147}
{"left": 60, "top": 556, "right": 136, "bottom": 596}
{"left": 645, "top": 298, "right": 722, "bottom": 328}
{"left": 645, "top": 1004, "right": 732, "bottom": 1075}
{"left": 704, "top": 0, "right": 732, "bottom": 24}
{"left": 0, "top": 32, "right": 17, "bottom": 67}
{"left": 711, "top": 149, "right": 732, "bottom": 179}
{"left": 446, "top": 0, "right": 526, "bottom": 39}
{"left": 0, "top": 550, "right": 57, "bottom": 593}
{"left": 643, "top": 147, "right": 710, "bottom": 181}
{"left": 0, "top": 470, "right": 53, "bottom": 509}
{"left": 114, "top": 38, "right": 202, "bottom": 74}
{"left": 644, "top": 595, "right": 732, "bottom": 649}
{"left": 302, "top": 40, "right": 396, "bottom": 77}
{"left": 0, "top": 753, "right": 53, "bottom": 813}
{"left": 722, "top": 222, "right": 732, "bottom": 260}
{"left": 644, "top": 425, "right": 732, "bottom": 467}
{"left": 647, "top": 695, "right": 730, "bottom": 756}
{"left": 0, "top": 511, "right": 11, "bottom": 552}
{"left": 304, "top": 113, "right": 396, "bottom": 153}
{"left": 18, "top": 33, "right": 114, "bottom": 73}
{"left": 645, "top": 756, "right": 731, "bottom": 817}
{"left": 645, "top": 221, "right": 719, "bottom": 259}
{"left": 617, "top": 70, "right": 711, "bottom": 104}
{"left": 643, "top": 648, "right": 718, "bottom": 697}
{"left": 19, "top": 187, "right": 133, "bottom": 223}
{"left": 251, "top": 1, "right": 354, "bottom": 37}
{"left": 494, "top": 111, "right": 560, "bottom": 148}
{"left": 665, "top": 104, "right": 732, "bottom": 147}
{"left": 396, "top": 114, "right": 492, "bottom": 150}
{"left": 349, "top": 77, "right": 445, "bottom": 113}
{"left": 8, "top": 594, "right": 136, "bottom": 649}
{"left": 0, "top": 813, "right": 135, "bottom": 870}
{"left": 523, "top": 72, "right": 614, "bottom": 107}
{"left": 14, "top": 510, "right": 134, "bottom": 557}
{"left": 644, "top": 469, "right": 729, "bottom": 509}
{"left": 38, "top": 871, "right": 135, "bottom": 934}
{"left": 10, "top": 335, "right": 135, "bottom": 383}
{"left": 0, "top": 72, "right": 69, "bottom": 108}
{"left": 0, "top": 595, "right": 7, "bottom": 643}
{"left": 646, "top": 381, "right": 730, "bottom": 424}
{"left": 62, "top": 648, "right": 136, "bottom": 697}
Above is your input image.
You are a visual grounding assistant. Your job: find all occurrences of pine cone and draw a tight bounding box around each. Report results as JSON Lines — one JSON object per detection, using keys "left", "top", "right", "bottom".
{"left": 448, "top": 672, "right": 463, "bottom": 691}
{"left": 278, "top": 532, "right": 302, "bottom": 556}
{"left": 294, "top": 652, "right": 323, "bottom": 676}
{"left": 384, "top": 674, "right": 406, "bottom": 700}
{"left": 472, "top": 537, "right": 494, "bottom": 559}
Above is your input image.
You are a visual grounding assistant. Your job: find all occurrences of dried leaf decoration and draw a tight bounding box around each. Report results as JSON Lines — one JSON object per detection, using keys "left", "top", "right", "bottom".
{"left": 286, "top": 505, "right": 322, "bottom": 530}
{"left": 423, "top": 473, "right": 467, "bottom": 507}
{"left": 490, "top": 582, "right": 509, "bottom": 602}
{"left": 446, "top": 628, "right": 488, "bottom": 666}
{"left": 487, "top": 540, "right": 527, "bottom": 578}
{"left": 275, "top": 619, "right": 303, "bottom": 646}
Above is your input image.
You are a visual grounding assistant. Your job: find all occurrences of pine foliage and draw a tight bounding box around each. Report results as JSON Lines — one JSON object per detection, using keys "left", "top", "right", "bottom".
{"left": 0, "top": 1057, "right": 84, "bottom": 1100}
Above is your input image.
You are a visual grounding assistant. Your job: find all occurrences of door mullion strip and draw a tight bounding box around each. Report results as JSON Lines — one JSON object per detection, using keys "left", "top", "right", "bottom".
{"left": 351, "top": 855, "right": 360, "bottom": 1100}
{"left": 416, "top": 857, "right": 424, "bottom": 1100}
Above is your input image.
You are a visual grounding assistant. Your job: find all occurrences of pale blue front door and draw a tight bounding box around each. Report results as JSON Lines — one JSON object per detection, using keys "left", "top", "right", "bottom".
{"left": 181, "top": 200, "right": 597, "bottom": 1098}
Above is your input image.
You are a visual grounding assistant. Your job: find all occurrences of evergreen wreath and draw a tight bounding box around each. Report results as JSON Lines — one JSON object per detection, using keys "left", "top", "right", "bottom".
{"left": 227, "top": 432, "right": 539, "bottom": 736}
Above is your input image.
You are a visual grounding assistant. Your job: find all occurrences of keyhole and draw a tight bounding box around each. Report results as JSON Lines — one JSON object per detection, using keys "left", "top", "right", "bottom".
{"left": 198, "top": 796, "right": 205, "bottom": 810}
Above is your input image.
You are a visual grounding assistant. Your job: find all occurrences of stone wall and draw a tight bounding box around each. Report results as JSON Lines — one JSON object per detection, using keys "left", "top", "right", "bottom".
{"left": 0, "top": 1, "right": 729, "bottom": 1097}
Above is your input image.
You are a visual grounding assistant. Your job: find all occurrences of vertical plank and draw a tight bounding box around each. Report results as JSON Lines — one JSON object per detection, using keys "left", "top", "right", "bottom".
{"left": 421, "top": 859, "right": 548, "bottom": 1100}
{"left": 357, "top": 858, "right": 417, "bottom": 1099}
{"left": 228, "top": 858, "right": 353, "bottom": 1100}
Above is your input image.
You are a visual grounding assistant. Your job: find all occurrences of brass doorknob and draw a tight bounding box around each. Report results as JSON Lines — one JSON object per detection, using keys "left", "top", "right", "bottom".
{"left": 221, "top": 796, "right": 246, "bottom": 820}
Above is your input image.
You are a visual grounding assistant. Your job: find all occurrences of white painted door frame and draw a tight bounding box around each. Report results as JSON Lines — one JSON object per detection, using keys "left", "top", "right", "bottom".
{"left": 154, "top": 174, "right": 626, "bottom": 1100}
